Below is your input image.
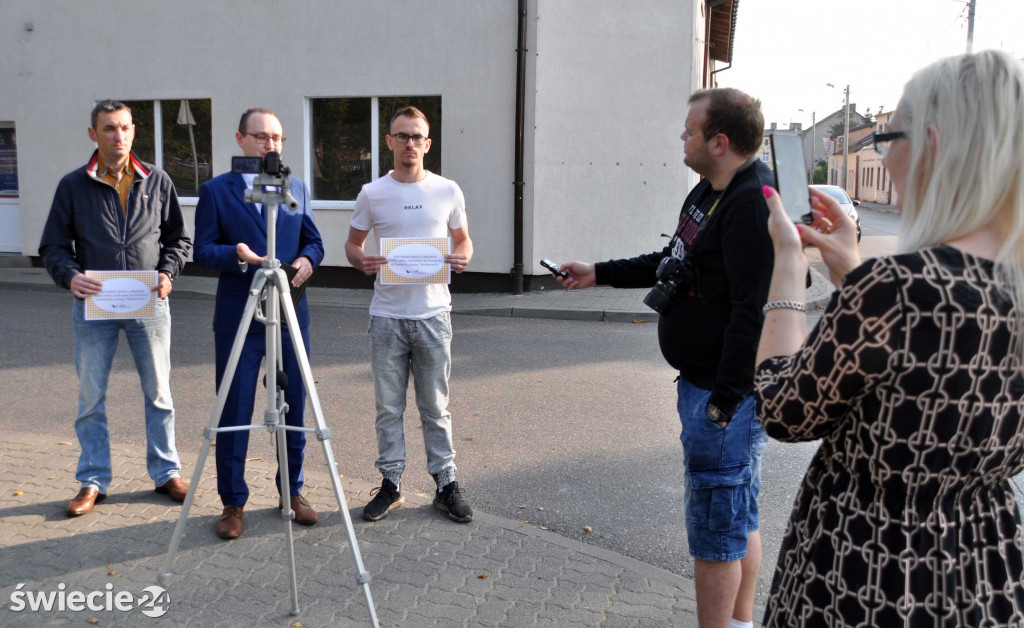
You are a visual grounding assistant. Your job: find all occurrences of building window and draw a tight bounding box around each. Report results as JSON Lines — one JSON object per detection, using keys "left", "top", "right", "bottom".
{"left": 309, "top": 96, "right": 442, "bottom": 204}
{"left": 0, "top": 123, "right": 17, "bottom": 197}
{"left": 121, "top": 99, "right": 213, "bottom": 198}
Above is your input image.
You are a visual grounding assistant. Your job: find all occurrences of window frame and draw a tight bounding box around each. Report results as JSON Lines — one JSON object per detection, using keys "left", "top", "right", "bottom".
{"left": 305, "top": 95, "right": 441, "bottom": 210}
{"left": 0, "top": 122, "right": 18, "bottom": 199}
{"left": 120, "top": 99, "right": 212, "bottom": 203}
{"left": 305, "top": 96, "right": 381, "bottom": 211}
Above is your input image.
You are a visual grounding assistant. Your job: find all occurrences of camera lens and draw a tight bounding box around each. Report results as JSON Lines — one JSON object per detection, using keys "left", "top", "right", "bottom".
{"left": 644, "top": 283, "right": 674, "bottom": 315}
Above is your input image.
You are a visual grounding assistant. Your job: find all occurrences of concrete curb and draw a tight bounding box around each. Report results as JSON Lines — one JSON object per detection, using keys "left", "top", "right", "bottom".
{"left": 804, "top": 265, "right": 836, "bottom": 311}
{"left": 0, "top": 264, "right": 832, "bottom": 324}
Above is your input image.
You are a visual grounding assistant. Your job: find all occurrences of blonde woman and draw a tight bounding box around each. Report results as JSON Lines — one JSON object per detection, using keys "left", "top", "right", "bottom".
{"left": 754, "top": 50, "right": 1024, "bottom": 626}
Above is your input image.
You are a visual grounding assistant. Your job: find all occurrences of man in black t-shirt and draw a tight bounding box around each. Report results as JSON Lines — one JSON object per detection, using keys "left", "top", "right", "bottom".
{"left": 557, "top": 88, "right": 774, "bottom": 628}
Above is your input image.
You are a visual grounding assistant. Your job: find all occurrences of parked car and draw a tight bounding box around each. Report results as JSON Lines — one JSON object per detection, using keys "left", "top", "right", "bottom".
{"left": 810, "top": 184, "right": 861, "bottom": 242}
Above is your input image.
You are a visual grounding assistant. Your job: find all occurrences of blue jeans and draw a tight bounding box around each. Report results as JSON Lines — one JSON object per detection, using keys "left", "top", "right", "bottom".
{"left": 72, "top": 298, "right": 181, "bottom": 493}
{"left": 369, "top": 313, "right": 457, "bottom": 488}
{"left": 678, "top": 377, "right": 768, "bottom": 562}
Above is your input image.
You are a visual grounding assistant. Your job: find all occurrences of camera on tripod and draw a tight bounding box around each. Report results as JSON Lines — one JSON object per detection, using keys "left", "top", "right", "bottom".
{"left": 231, "top": 151, "right": 299, "bottom": 210}
{"left": 643, "top": 255, "right": 695, "bottom": 316}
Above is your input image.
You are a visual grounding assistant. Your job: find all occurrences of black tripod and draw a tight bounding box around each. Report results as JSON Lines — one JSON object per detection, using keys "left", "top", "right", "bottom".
{"left": 157, "top": 155, "right": 378, "bottom": 625}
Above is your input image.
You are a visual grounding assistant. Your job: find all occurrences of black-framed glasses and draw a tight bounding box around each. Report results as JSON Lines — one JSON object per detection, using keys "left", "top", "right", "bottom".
{"left": 872, "top": 130, "right": 908, "bottom": 156}
{"left": 390, "top": 133, "right": 428, "bottom": 146}
{"left": 246, "top": 132, "right": 286, "bottom": 145}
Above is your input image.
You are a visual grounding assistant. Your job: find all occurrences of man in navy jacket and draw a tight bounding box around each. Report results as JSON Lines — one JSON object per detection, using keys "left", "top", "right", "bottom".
{"left": 39, "top": 100, "right": 192, "bottom": 518}
{"left": 194, "top": 107, "right": 324, "bottom": 539}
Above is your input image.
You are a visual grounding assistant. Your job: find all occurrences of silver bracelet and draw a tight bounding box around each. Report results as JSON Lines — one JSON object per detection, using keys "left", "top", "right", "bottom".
{"left": 762, "top": 299, "right": 805, "bottom": 313}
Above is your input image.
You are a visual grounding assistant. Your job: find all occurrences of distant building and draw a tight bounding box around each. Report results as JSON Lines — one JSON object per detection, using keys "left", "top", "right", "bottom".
{"left": 825, "top": 110, "right": 896, "bottom": 205}
{"left": 760, "top": 122, "right": 800, "bottom": 170}
{"left": 799, "top": 107, "right": 872, "bottom": 180}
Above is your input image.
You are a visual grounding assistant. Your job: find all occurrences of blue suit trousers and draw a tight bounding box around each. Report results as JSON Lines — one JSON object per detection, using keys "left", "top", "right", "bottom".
{"left": 214, "top": 327, "right": 309, "bottom": 507}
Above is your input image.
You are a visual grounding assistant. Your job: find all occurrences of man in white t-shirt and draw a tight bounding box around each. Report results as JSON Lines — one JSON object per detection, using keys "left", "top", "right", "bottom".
{"left": 346, "top": 106, "right": 474, "bottom": 523}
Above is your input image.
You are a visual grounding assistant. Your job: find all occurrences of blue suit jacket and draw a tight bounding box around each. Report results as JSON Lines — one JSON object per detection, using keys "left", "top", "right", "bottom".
{"left": 194, "top": 171, "right": 324, "bottom": 335}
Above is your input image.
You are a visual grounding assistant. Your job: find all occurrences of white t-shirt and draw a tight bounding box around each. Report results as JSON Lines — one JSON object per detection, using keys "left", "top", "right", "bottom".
{"left": 351, "top": 171, "right": 467, "bottom": 319}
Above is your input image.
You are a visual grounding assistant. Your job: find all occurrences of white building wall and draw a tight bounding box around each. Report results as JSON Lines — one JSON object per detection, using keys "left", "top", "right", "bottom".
{"left": 1, "top": 0, "right": 518, "bottom": 272}
{"left": 1, "top": 0, "right": 699, "bottom": 279}
{"left": 530, "top": 0, "right": 696, "bottom": 269}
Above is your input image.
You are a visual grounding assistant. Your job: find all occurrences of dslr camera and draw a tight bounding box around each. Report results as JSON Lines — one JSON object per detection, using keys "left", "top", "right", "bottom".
{"left": 643, "top": 255, "right": 695, "bottom": 316}
{"left": 231, "top": 151, "right": 298, "bottom": 210}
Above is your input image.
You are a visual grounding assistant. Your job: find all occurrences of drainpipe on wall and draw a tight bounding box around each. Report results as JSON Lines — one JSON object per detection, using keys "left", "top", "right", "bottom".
{"left": 511, "top": 0, "right": 527, "bottom": 294}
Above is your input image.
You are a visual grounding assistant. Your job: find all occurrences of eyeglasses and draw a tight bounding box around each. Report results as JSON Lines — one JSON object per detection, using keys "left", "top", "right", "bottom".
{"left": 872, "top": 130, "right": 908, "bottom": 156}
{"left": 390, "top": 133, "right": 428, "bottom": 146}
{"left": 245, "top": 132, "right": 286, "bottom": 145}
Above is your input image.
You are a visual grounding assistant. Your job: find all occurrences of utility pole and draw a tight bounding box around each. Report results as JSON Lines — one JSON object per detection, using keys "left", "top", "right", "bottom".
{"left": 842, "top": 85, "right": 850, "bottom": 192}
{"left": 966, "top": 0, "right": 976, "bottom": 53}
{"left": 809, "top": 111, "right": 816, "bottom": 184}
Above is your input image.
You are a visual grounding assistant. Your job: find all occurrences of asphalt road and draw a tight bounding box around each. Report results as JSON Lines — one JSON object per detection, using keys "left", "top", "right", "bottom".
{"left": 0, "top": 289, "right": 825, "bottom": 605}
{"left": 858, "top": 203, "right": 901, "bottom": 237}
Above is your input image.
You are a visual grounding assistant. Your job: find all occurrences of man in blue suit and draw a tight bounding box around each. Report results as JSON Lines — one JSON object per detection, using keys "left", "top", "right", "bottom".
{"left": 194, "top": 108, "right": 324, "bottom": 539}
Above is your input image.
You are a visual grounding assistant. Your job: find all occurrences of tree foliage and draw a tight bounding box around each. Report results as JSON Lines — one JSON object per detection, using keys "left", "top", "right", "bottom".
{"left": 812, "top": 158, "right": 828, "bottom": 184}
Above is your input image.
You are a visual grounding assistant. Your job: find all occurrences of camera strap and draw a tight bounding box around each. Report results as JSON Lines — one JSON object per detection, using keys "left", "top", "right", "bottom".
{"left": 669, "top": 155, "right": 761, "bottom": 273}
{"left": 679, "top": 155, "right": 759, "bottom": 246}
{"left": 670, "top": 186, "right": 722, "bottom": 260}
{"left": 705, "top": 194, "right": 724, "bottom": 219}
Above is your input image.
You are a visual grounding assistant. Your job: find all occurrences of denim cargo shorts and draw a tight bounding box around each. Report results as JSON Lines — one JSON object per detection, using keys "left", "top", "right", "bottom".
{"left": 677, "top": 377, "right": 768, "bottom": 562}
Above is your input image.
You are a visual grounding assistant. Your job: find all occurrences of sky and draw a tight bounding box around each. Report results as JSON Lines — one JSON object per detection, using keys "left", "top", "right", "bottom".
{"left": 717, "top": 0, "right": 1024, "bottom": 129}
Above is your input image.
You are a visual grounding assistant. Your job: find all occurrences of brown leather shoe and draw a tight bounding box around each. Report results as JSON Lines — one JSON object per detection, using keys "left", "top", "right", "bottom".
{"left": 154, "top": 477, "right": 189, "bottom": 503}
{"left": 216, "top": 506, "right": 244, "bottom": 539}
{"left": 279, "top": 494, "right": 319, "bottom": 526}
{"left": 66, "top": 486, "right": 106, "bottom": 517}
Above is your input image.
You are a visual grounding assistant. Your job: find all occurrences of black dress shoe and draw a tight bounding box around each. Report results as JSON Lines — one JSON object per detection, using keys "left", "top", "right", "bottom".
{"left": 67, "top": 486, "right": 106, "bottom": 517}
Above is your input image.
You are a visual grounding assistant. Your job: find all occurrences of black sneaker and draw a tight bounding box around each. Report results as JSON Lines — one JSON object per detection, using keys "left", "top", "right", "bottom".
{"left": 433, "top": 481, "right": 473, "bottom": 523}
{"left": 362, "top": 479, "right": 404, "bottom": 521}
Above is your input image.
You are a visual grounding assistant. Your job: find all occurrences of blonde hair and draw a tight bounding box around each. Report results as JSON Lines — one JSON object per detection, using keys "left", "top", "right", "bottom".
{"left": 895, "top": 50, "right": 1024, "bottom": 361}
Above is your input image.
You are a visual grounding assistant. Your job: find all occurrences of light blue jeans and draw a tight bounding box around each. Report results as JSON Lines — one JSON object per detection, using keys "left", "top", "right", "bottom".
{"left": 369, "top": 312, "right": 457, "bottom": 488}
{"left": 72, "top": 298, "right": 181, "bottom": 493}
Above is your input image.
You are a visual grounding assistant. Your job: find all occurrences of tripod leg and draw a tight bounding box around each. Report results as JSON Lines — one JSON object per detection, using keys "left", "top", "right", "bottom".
{"left": 263, "top": 271, "right": 302, "bottom": 616}
{"left": 272, "top": 271, "right": 379, "bottom": 625}
{"left": 160, "top": 276, "right": 266, "bottom": 586}
{"left": 276, "top": 424, "right": 301, "bottom": 615}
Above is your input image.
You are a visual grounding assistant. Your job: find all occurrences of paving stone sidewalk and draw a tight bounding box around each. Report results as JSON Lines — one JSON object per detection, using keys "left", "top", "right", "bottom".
{"left": 0, "top": 260, "right": 832, "bottom": 627}
{"left": 0, "top": 431, "right": 699, "bottom": 627}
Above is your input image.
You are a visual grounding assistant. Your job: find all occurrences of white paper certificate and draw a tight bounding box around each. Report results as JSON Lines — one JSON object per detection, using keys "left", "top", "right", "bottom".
{"left": 85, "top": 270, "right": 158, "bottom": 320}
{"left": 380, "top": 237, "right": 451, "bottom": 285}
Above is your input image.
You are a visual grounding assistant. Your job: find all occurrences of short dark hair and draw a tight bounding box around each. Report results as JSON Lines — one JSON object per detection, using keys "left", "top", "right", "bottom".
{"left": 238, "top": 107, "right": 279, "bottom": 135}
{"left": 389, "top": 106, "right": 429, "bottom": 131}
{"left": 688, "top": 88, "right": 764, "bottom": 157}
{"left": 91, "top": 100, "right": 131, "bottom": 128}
